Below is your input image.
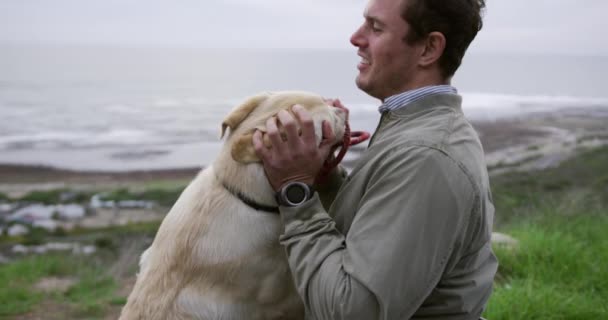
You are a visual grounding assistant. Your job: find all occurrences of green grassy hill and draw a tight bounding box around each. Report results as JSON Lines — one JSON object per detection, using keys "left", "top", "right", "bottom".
{"left": 1, "top": 147, "right": 607, "bottom": 319}
{"left": 484, "top": 146, "right": 608, "bottom": 319}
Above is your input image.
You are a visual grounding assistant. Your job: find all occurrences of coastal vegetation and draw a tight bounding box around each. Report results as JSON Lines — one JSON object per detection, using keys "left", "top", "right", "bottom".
{"left": 0, "top": 254, "right": 122, "bottom": 318}
{"left": 1, "top": 146, "right": 607, "bottom": 318}
{"left": 484, "top": 214, "right": 607, "bottom": 319}
{"left": 1, "top": 187, "right": 185, "bottom": 207}
{"left": 483, "top": 146, "right": 608, "bottom": 318}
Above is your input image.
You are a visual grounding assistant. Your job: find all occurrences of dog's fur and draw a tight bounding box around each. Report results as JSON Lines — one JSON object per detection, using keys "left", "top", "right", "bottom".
{"left": 119, "top": 91, "right": 347, "bottom": 320}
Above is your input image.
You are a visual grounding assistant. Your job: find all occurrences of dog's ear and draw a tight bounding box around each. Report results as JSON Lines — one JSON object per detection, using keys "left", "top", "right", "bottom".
{"left": 221, "top": 93, "right": 271, "bottom": 138}
{"left": 231, "top": 126, "right": 273, "bottom": 164}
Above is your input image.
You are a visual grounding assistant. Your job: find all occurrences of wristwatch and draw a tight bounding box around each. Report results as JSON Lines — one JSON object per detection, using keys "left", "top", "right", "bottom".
{"left": 275, "top": 181, "right": 314, "bottom": 207}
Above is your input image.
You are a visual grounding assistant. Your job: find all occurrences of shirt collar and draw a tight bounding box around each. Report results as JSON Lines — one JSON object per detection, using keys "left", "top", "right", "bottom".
{"left": 379, "top": 85, "right": 458, "bottom": 113}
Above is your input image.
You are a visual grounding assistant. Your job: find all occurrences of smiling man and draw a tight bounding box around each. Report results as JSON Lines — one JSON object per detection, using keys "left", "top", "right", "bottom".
{"left": 253, "top": 0, "right": 497, "bottom": 319}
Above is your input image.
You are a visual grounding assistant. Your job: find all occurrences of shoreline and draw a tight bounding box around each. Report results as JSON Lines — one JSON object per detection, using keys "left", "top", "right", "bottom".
{"left": 0, "top": 164, "right": 201, "bottom": 184}
{"left": 1, "top": 108, "right": 608, "bottom": 194}
{"left": 0, "top": 165, "right": 201, "bottom": 197}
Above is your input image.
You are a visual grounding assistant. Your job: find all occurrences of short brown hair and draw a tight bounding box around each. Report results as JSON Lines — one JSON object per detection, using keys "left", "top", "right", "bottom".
{"left": 401, "top": 0, "right": 485, "bottom": 78}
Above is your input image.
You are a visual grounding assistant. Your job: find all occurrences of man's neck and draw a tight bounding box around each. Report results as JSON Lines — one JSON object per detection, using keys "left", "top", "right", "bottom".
{"left": 380, "top": 76, "right": 451, "bottom": 103}
{"left": 378, "top": 84, "right": 458, "bottom": 114}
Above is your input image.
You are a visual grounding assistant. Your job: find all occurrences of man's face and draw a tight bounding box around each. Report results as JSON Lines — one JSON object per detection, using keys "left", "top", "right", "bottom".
{"left": 350, "top": 0, "right": 422, "bottom": 100}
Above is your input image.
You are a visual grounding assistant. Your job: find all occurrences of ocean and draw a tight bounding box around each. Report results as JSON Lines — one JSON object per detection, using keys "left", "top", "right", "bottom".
{"left": 1, "top": 45, "right": 607, "bottom": 171}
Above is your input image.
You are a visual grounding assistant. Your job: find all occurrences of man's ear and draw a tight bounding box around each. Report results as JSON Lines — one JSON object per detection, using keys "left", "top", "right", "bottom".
{"left": 231, "top": 126, "right": 272, "bottom": 164}
{"left": 221, "top": 92, "right": 271, "bottom": 138}
{"left": 419, "top": 31, "right": 446, "bottom": 67}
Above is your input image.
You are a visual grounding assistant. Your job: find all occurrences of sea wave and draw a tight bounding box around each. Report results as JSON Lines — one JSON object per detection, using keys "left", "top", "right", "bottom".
{"left": 344, "top": 92, "right": 608, "bottom": 120}
{"left": 0, "top": 129, "right": 195, "bottom": 150}
{"left": 1, "top": 92, "right": 607, "bottom": 153}
{"left": 461, "top": 92, "right": 608, "bottom": 120}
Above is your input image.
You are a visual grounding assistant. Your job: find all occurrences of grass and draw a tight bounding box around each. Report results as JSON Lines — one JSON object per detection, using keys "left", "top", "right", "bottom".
{"left": 17, "top": 189, "right": 92, "bottom": 205}
{"left": 0, "top": 220, "right": 158, "bottom": 318}
{"left": 0, "top": 221, "right": 158, "bottom": 318}
{"left": 487, "top": 154, "right": 543, "bottom": 172}
{"left": 1, "top": 185, "right": 186, "bottom": 207}
{"left": 0, "top": 220, "right": 161, "bottom": 247}
{"left": 68, "top": 220, "right": 161, "bottom": 238}
{"left": 1, "top": 146, "right": 607, "bottom": 319}
{"left": 490, "top": 146, "right": 608, "bottom": 226}
{"left": 484, "top": 214, "right": 608, "bottom": 319}
{"left": 483, "top": 146, "right": 608, "bottom": 319}
{"left": 98, "top": 187, "right": 185, "bottom": 207}
{"left": 0, "top": 254, "right": 122, "bottom": 318}
{"left": 526, "top": 144, "right": 541, "bottom": 151}
{"left": 577, "top": 133, "right": 608, "bottom": 144}
{"left": 65, "top": 273, "right": 119, "bottom": 318}
{"left": 140, "top": 178, "right": 191, "bottom": 191}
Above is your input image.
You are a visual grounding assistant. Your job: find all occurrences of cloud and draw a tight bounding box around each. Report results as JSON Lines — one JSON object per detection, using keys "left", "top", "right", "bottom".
{"left": 0, "top": 0, "right": 361, "bottom": 48}
{"left": 0, "top": 0, "right": 606, "bottom": 55}
{"left": 470, "top": 0, "right": 608, "bottom": 55}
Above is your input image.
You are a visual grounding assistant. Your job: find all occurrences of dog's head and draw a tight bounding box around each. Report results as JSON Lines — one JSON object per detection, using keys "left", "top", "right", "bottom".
{"left": 220, "top": 91, "right": 347, "bottom": 164}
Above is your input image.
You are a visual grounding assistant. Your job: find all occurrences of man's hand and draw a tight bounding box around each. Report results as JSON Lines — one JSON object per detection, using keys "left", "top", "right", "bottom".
{"left": 253, "top": 104, "right": 336, "bottom": 191}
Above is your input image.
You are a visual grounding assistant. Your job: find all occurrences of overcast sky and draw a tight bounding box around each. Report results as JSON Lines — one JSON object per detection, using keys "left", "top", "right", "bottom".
{"left": 1, "top": 0, "right": 606, "bottom": 55}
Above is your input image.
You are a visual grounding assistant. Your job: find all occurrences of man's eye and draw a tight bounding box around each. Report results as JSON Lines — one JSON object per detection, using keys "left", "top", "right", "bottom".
{"left": 365, "top": 19, "right": 381, "bottom": 32}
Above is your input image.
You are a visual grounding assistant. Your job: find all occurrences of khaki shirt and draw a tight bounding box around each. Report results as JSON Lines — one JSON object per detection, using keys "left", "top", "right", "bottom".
{"left": 279, "top": 94, "right": 498, "bottom": 319}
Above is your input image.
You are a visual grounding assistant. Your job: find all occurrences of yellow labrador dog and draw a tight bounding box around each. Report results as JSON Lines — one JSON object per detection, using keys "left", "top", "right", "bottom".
{"left": 120, "top": 91, "right": 347, "bottom": 320}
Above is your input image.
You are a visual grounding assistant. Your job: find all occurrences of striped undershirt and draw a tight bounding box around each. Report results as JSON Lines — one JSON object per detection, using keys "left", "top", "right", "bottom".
{"left": 378, "top": 85, "right": 458, "bottom": 113}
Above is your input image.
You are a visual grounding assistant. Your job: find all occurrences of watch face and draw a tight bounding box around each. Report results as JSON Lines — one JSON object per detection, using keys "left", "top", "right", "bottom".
{"left": 277, "top": 182, "right": 312, "bottom": 206}
{"left": 286, "top": 184, "right": 307, "bottom": 203}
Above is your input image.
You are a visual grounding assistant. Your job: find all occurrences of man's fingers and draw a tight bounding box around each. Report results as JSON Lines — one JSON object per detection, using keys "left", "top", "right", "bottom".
{"left": 266, "top": 117, "right": 287, "bottom": 153}
{"left": 320, "top": 120, "right": 336, "bottom": 148}
{"left": 323, "top": 98, "right": 336, "bottom": 106}
{"left": 276, "top": 110, "right": 300, "bottom": 142}
{"left": 332, "top": 99, "right": 343, "bottom": 108}
{"left": 292, "top": 105, "right": 316, "bottom": 144}
{"left": 252, "top": 130, "right": 269, "bottom": 159}
{"left": 332, "top": 99, "right": 350, "bottom": 121}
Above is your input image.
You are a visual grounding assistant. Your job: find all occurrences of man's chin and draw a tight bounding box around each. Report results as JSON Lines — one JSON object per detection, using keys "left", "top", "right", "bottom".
{"left": 355, "top": 77, "right": 375, "bottom": 97}
{"left": 355, "top": 76, "right": 368, "bottom": 91}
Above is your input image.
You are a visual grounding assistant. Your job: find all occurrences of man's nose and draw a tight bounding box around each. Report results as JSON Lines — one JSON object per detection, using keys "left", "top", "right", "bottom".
{"left": 350, "top": 25, "right": 366, "bottom": 47}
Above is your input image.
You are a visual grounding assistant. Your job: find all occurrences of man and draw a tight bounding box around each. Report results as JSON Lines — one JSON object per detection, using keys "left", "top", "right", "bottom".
{"left": 252, "top": 0, "right": 497, "bottom": 318}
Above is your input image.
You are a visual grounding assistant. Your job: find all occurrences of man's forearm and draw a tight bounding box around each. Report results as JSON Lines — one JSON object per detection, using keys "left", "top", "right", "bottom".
{"left": 279, "top": 194, "right": 380, "bottom": 319}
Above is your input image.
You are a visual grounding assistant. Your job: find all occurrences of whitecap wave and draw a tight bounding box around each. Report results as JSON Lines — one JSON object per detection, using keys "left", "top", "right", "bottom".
{"left": 0, "top": 129, "right": 167, "bottom": 150}
{"left": 460, "top": 92, "right": 608, "bottom": 121}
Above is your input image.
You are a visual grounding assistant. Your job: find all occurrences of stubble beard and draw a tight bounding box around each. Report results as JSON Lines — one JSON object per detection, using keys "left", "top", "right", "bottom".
{"left": 356, "top": 72, "right": 379, "bottom": 100}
